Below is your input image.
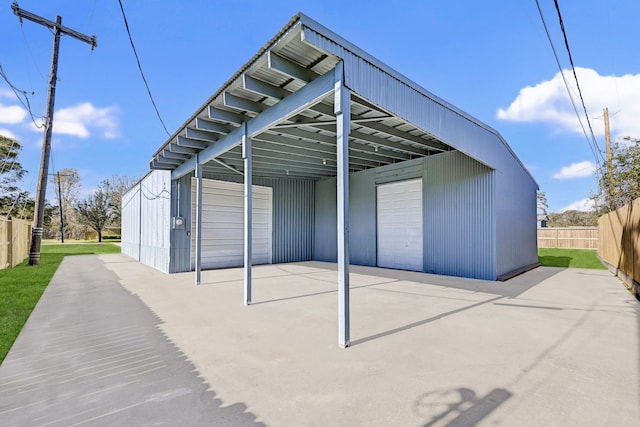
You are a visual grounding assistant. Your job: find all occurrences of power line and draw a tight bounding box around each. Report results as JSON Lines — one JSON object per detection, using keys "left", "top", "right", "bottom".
{"left": 552, "top": 0, "right": 604, "bottom": 162}
{"left": 117, "top": 0, "right": 170, "bottom": 136}
{"left": 0, "top": 63, "right": 45, "bottom": 128}
{"left": 534, "top": 0, "right": 603, "bottom": 166}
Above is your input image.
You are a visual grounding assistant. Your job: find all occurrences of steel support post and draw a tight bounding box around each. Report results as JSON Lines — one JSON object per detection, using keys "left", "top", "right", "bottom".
{"left": 194, "top": 154, "right": 203, "bottom": 285}
{"left": 335, "top": 64, "right": 351, "bottom": 348}
{"left": 243, "top": 123, "right": 253, "bottom": 305}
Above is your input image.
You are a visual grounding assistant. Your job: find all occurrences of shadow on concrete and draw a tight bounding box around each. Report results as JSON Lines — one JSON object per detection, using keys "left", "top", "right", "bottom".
{"left": 413, "top": 387, "right": 512, "bottom": 427}
{"left": 351, "top": 296, "right": 505, "bottom": 346}
{"left": 309, "top": 261, "right": 565, "bottom": 298}
{"left": 537, "top": 255, "right": 573, "bottom": 268}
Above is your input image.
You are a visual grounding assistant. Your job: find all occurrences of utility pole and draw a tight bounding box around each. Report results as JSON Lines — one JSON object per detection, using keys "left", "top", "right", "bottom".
{"left": 603, "top": 107, "right": 613, "bottom": 209}
{"left": 57, "top": 172, "right": 64, "bottom": 244}
{"left": 11, "top": 3, "right": 97, "bottom": 265}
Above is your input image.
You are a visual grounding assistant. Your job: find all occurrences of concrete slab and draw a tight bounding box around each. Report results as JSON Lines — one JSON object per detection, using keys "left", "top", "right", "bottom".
{"left": 2, "top": 254, "right": 639, "bottom": 426}
{"left": 104, "top": 255, "right": 640, "bottom": 426}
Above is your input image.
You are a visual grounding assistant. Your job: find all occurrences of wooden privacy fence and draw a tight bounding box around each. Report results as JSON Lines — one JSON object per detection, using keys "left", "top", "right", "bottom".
{"left": 537, "top": 227, "right": 598, "bottom": 249}
{"left": 0, "top": 218, "right": 32, "bottom": 269}
{"left": 598, "top": 198, "right": 640, "bottom": 297}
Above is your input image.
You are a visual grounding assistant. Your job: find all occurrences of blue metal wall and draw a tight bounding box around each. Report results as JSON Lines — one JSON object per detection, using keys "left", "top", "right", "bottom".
{"left": 423, "top": 152, "right": 496, "bottom": 279}
{"left": 314, "top": 153, "right": 498, "bottom": 280}
{"left": 495, "top": 161, "right": 539, "bottom": 277}
{"left": 303, "top": 25, "right": 538, "bottom": 277}
{"left": 170, "top": 173, "right": 193, "bottom": 273}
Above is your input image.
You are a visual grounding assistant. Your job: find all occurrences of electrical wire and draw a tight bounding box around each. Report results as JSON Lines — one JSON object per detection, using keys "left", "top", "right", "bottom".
{"left": 0, "top": 63, "right": 45, "bottom": 129}
{"left": 552, "top": 0, "right": 605, "bottom": 162}
{"left": 534, "top": 0, "right": 603, "bottom": 166}
{"left": 117, "top": 0, "right": 171, "bottom": 136}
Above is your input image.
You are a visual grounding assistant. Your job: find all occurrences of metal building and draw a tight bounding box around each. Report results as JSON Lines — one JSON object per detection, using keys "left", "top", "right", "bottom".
{"left": 122, "top": 13, "right": 538, "bottom": 347}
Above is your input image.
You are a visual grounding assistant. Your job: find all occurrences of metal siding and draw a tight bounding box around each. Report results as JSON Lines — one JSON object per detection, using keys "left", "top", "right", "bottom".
{"left": 270, "top": 178, "right": 315, "bottom": 263}
{"left": 139, "top": 170, "right": 171, "bottom": 272}
{"left": 170, "top": 174, "right": 192, "bottom": 273}
{"left": 313, "top": 158, "right": 424, "bottom": 267}
{"left": 303, "top": 27, "right": 536, "bottom": 278}
{"left": 122, "top": 170, "right": 171, "bottom": 273}
{"left": 349, "top": 169, "right": 376, "bottom": 266}
{"left": 121, "top": 181, "right": 141, "bottom": 261}
{"left": 313, "top": 178, "right": 337, "bottom": 262}
{"left": 423, "top": 152, "right": 496, "bottom": 280}
{"left": 302, "top": 26, "right": 526, "bottom": 178}
{"left": 495, "top": 163, "right": 539, "bottom": 277}
{"left": 200, "top": 174, "right": 314, "bottom": 264}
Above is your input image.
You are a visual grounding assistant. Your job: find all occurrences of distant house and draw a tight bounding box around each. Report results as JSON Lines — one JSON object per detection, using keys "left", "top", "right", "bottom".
{"left": 537, "top": 214, "right": 548, "bottom": 228}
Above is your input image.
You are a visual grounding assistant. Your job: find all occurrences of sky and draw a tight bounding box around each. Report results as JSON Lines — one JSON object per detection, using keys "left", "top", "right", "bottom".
{"left": 1, "top": 0, "right": 639, "bottom": 213}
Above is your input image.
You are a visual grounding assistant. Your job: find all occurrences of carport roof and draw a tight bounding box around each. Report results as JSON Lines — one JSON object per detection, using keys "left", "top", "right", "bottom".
{"left": 150, "top": 13, "right": 529, "bottom": 182}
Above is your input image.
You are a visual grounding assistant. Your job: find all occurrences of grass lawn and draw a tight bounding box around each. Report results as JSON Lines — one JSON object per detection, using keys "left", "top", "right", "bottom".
{"left": 538, "top": 248, "right": 606, "bottom": 269}
{"left": 0, "top": 243, "right": 120, "bottom": 363}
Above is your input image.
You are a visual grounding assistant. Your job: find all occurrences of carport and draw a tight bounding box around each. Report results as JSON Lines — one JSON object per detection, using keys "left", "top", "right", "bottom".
{"left": 134, "top": 13, "right": 538, "bottom": 348}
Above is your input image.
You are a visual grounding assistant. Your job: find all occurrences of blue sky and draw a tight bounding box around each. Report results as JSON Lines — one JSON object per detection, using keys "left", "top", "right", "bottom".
{"left": 1, "top": 0, "right": 639, "bottom": 212}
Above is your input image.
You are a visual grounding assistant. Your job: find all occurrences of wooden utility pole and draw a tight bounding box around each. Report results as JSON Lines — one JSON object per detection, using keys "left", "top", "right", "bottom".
{"left": 11, "top": 3, "right": 97, "bottom": 265}
{"left": 57, "top": 172, "right": 65, "bottom": 244}
{"left": 603, "top": 107, "right": 613, "bottom": 208}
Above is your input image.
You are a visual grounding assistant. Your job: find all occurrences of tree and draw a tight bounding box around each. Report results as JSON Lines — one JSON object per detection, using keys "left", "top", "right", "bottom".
{"left": 49, "top": 168, "right": 82, "bottom": 239}
{"left": 75, "top": 188, "right": 113, "bottom": 242}
{"left": 0, "top": 136, "right": 26, "bottom": 217}
{"left": 100, "top": 175, "right": 134, "bottom": 227}
{"left": 594, "top": 136, "right": 640, "bottom": 213}
{"left": 547, "top": 210, "right": 598, "bottom": 227}
{"left": 537, "top": 191, "right": 548, "bottom": 216}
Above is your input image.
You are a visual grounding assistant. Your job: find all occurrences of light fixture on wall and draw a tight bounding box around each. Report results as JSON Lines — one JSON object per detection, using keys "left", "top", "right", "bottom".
{"left": 322, "top": 159, "right": 327, "bottom": 165}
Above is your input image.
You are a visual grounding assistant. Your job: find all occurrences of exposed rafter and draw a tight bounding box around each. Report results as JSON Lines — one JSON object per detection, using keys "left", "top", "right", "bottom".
{"left": 267, "top": 51, "right": 318, "bottom": 82}
{"left": 150, "top": 22, "right": 453, "bottom": 178}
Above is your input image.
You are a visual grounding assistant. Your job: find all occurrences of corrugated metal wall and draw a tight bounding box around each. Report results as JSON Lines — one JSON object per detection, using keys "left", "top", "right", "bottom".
{"left": 314, "top": 154, "right": 497, "bottom": 280}
{"left": 495, "top": 161, "right": 539, "bottom": 277}
{"left": 121, "top": 170, "right": 172, "bottom": 273}
{"left": 170, "top": 173, "right": 192, "bottom": 273}
{"left": 269, "top": 178, "right": 315, "bottom": 263}
{"left": 304, "top": 27, "right": 537, "bottom": 277}
{"left": 121, "top": 178, "right": 141, "bottom": 261}
{"left": 171, "top": 173, "right": 315, "bottom": 271}
{"left": 423, "top": 151, "right": 496, "bottom": 280}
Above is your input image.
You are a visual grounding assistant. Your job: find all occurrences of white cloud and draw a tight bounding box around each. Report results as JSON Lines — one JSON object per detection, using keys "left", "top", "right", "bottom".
{"left": 552, "top": 161, "right": 597, "bottom": 180}
{"left": 0, "top": 88, "right": 15, "bottom": 99}
{"left": 0, "top": 103, "right": 27, "bottom": 124}
{"left": 31, "top": 102, "right": 120, "bottom": 139}
{"left": 498, "top": 68, "right": 640, "bottom": 138}
{"left": 0, "top": 128, "right": 17, "bottom": 139}
{"left": 560, "top": 198, "right": 595, "bottom": 212}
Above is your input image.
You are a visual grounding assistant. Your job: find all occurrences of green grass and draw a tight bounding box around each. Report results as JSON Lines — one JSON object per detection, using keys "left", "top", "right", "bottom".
{"left": 0, "top": 243, "right": 120, "bottom": 363}
{"left": 538, "top": 248, "right": 607, "bottom": 269}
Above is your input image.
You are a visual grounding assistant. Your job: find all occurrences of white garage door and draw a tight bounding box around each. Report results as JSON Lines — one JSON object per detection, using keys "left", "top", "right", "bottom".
{"left": 377, "top": 178, "right": 423, "bottom": 271}
{"left": 191, "top": 179, "right": 272, "bottom": 269}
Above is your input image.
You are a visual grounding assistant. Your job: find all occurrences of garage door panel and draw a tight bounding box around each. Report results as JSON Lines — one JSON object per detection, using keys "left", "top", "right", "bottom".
{"left": 192, "top": 179, "right": 272, "bottom": 269}
{"left": 377, "top": 179, "right": 423, "bottom": 271}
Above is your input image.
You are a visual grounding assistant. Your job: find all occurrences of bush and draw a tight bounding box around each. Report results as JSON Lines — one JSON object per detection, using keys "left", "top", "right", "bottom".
{"left": 103, "top": 235, "right": 121, "bottom": 240}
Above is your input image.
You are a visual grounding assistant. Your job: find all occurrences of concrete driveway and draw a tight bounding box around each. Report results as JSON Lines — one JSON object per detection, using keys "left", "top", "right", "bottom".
{"left": 1, "top": 253, "right": 639, "bottom": 426}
